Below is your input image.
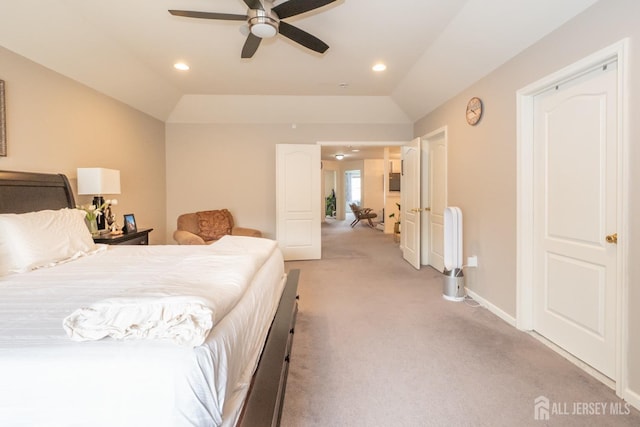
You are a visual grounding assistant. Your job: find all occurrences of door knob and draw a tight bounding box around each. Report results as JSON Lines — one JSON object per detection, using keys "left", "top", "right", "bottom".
{"left": 605, "top": 233, "right": 617, "bottom": 244}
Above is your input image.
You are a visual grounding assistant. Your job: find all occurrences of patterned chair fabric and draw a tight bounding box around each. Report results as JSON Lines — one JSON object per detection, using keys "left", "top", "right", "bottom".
{"left": 173, "top": 209, "right": 262, "bottom": 245}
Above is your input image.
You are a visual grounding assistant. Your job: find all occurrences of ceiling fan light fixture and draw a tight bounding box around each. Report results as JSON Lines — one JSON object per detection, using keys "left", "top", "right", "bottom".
{"left": 335, "top": 154, "right": 344, "bottom": 160}
{"left": 248, "top": 9, "right": 279, "bottom": 38}
{"left": 168, "top": 0, "right": 334, "bottom": 58}
{"left": 251, "top": 21, "right": 277, "bottom": 38}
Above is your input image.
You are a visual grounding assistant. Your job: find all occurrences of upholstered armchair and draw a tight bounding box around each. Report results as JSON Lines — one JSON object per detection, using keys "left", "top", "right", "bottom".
{"left": 349, "top": 203, "right": 378, "bottom": 228}
{"left": 173, "top": 209, "right": 262, "bottom": 245}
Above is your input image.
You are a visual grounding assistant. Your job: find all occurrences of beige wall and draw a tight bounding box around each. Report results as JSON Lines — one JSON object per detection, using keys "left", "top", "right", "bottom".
{"left": 0, "top": 46, "right": 167, "bottom": 243}
{"left": 414, "top": 0, "right": 640, "bottom": 399}
{"left": 165, "top": 123, "right": 411, "bottom": 241}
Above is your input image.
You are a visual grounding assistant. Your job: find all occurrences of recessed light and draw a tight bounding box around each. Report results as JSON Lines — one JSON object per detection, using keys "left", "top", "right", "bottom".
{"left": 372, "top": 63, "right": 386, "bottom": 72}
{"left": 174, "top": 62, "right": 190, "bottom": 71}
{"left": 351, "top": 149, "right": 360, "bottom": 152}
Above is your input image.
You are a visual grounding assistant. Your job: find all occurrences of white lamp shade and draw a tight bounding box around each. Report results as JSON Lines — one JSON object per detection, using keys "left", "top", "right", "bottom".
{"left": 77, "top": 168, "right": 121, "bottom": 195}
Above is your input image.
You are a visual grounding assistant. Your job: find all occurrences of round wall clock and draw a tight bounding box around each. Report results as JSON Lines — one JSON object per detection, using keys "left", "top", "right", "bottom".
{"left": 466, "top": 97, "right": 483, "bottom": 125}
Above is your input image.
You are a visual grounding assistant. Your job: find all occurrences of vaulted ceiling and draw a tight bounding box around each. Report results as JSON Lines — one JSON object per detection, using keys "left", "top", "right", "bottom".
{"left": 0, "top": 0, "right": 598, "bottom": 124}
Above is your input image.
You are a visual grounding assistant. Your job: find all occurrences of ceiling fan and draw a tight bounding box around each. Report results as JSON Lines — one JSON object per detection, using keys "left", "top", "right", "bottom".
{"left": 169, "top": 0, "right": 337, "bottom": 58}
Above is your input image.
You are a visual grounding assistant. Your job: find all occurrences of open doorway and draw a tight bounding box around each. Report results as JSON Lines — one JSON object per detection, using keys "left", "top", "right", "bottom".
{"left": 318, "top": 137, "right": 447, "bottom": 269}
{"left": 344, "top": 169, "right": 361, "bottom": 213}
{"left": 323, "top": 169, "right": 337, "bottom": 219}
{"left": 319, "top": 143, "right": 403, "bottom": 245}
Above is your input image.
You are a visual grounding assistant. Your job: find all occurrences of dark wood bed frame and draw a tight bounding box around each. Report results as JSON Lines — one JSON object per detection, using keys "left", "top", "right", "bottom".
{"left": 0, "top": 170, "right": 298, "bottom": 427}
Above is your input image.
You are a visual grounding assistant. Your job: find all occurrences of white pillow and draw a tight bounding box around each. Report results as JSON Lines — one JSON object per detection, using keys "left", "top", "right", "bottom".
{"left": 0, "top": 236, "right": 11, "bottom": 276}
{"left": 0, "top": 208, "right": 97, "bottom": 274}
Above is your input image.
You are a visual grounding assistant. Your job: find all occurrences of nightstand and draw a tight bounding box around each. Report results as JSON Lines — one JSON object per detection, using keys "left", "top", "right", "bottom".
{"left": 93, "top": 228, "right": 153, "bottom": 246}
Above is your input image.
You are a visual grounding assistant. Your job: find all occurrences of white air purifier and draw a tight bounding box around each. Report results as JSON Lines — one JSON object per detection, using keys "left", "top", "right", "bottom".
{"left": 442, "top": 207, "right": 465, "bottom": 302}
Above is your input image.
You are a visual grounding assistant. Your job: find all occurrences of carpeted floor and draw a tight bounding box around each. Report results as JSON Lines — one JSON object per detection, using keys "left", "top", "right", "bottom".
{"left": 280, "top": 218, "right": 640, "bottom": 426}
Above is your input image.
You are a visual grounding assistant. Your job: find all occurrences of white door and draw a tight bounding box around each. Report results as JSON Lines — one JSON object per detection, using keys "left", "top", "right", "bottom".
{"left": 401, "top": 138, "right": 421, "bottom": 269}
{"left": 427, "top": 133, "right": 447, "bottom": 272}
{"left": 276, "top": 144, "right": 321, "bottom": 261}
{"left": 532, "top": 62, "right": 617, "bottom": 378}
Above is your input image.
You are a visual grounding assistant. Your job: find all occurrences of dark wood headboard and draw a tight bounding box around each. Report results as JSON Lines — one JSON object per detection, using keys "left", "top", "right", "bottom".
{"left": 0, "top": 170, "right": 75, "bottom": 214}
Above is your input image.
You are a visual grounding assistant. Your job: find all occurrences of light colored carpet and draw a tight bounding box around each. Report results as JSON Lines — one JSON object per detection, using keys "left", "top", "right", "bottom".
{"left": 280, "top": 218, "right": 639, "bottom": 426}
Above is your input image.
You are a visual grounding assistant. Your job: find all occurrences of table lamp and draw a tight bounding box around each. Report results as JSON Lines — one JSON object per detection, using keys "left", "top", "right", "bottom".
{"left": 77, "top": 168, "right": 121, "bottom": 231}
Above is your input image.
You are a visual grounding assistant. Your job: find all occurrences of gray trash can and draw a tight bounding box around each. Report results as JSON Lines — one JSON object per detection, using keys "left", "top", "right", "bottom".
{"left": 442, "top": 268, "right": 465, "bottom": 302}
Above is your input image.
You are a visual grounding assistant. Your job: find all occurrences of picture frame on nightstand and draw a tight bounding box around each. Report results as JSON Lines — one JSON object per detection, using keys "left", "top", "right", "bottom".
{"left": 123, "top": 213, "right": 137, "bottom": 234}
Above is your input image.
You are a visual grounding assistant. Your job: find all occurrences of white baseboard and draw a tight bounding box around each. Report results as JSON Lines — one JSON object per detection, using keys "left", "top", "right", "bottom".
{"left": 531, "top": 333, "right": 640, "bottom": 412}
{"left": 467, "top": 288, "right": 615, "bottom": 390}
{"left": 529, "top": 331, "right": 616, "bottom": 390}
{"left": 624, "top": 387, "right": 640, "bottom": 412}
{"left": 465, "top": 288, "right": 516, "bottom": 327}
{"left": 465, "top": 289, "right": 640, "bottom": 412}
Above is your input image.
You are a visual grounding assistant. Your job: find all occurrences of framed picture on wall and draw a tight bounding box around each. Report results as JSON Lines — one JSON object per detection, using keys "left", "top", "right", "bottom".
{"left": 123, "top": 213, "right": 137, "bottom": 234}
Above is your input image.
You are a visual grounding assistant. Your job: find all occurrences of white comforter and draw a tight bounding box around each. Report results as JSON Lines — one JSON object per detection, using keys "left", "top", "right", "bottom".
{"left": 63, "top": 236, "right": 275, "bottom": 347}
{"left": 0, "top": 236, "right": 286, "bottom": 427}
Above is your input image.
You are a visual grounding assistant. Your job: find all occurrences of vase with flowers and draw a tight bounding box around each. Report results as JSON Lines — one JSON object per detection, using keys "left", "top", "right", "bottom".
{"left": 78, "top": 199, "right": 117, "bottom": 236}
{"left": 79, "top": 204, "right": 101, "bottom": 236}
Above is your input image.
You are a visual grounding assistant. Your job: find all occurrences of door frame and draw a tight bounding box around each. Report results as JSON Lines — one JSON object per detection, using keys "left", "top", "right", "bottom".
{"left": 515, "top": 39, "right": 629, "bottom": 397}
{"left": 322, "top": 169, "right": 337, "bottom": 221}
{"left": 318, "top": 141, "right": 404, "bottom": 222}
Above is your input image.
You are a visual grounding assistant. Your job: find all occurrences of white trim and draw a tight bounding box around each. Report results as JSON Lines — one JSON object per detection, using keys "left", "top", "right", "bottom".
{"left": 422, "top": 126, "right": 448, "bottom": 141}
{"left": 515, "top": 88, "right": 534, "bottom": 331}
{"left": 529, "top": 332, "right": 615, "bottom": 390}
{"left": 515, "top": 39, "right": 629, "bottom": 399}
{"left": 465, "top": 288, "right": 516, "bottom": 327}
{"left": 624, "top": 387, "right": 640, "bottom": 413}
{"left": 616, "top": 38, "right": 631, "bottom": 404}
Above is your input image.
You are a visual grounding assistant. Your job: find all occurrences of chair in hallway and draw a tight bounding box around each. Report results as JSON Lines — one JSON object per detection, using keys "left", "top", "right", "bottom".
{"left": 349, "top": 203, "right": 378, "bottom": 228}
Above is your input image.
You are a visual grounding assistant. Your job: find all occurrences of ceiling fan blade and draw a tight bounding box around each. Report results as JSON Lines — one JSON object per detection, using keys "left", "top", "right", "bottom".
{"left": 278, "top": 21, "right": 328, "bottom": 54}
{"left": 242, "top": 0, "right": 264, "bottom": 10}
{"left": 241, "top": 33, "right": 262, "bottom": 58}
{"left": 272, "top": 0, "right": 336, "bottom": 19}
{"left": 169, "top": 10, "right": 247, "bottom": 21}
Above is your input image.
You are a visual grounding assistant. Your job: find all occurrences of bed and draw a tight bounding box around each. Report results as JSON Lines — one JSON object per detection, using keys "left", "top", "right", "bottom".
{"left": 0, "top": 170, "right": 298, "bottom": 427}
